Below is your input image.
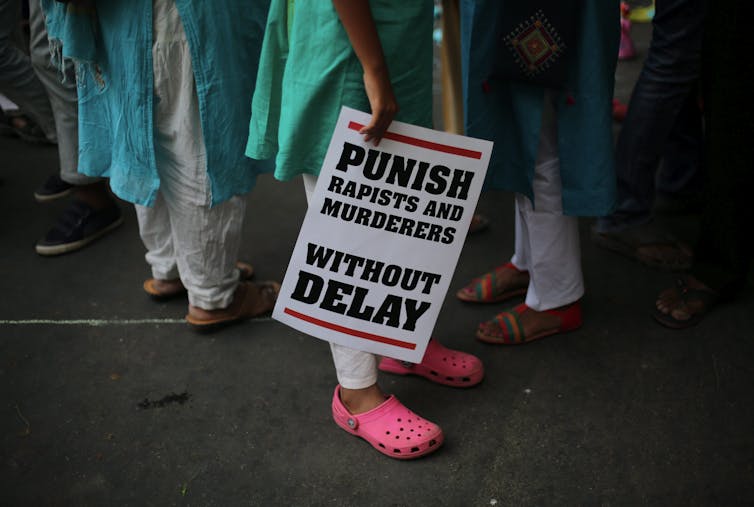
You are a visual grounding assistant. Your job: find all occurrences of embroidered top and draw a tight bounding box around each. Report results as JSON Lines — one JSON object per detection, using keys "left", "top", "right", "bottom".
{"left": 461, "top": 0, "right": 619, "bottom": 217}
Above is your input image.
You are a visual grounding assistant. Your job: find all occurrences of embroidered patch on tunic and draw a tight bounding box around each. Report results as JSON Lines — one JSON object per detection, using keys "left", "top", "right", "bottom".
{"left": 504, "top": 10, "right": 565, "bottom": 77}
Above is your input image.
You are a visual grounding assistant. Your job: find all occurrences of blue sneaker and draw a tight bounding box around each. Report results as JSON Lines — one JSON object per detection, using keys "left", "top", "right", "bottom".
{"left": 35, "top": 200, "right": 123, "bottom": 256}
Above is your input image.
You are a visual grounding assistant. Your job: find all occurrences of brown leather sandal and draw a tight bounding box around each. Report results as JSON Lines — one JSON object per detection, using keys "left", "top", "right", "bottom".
{"left": 185, "top": 280, "right": 280, "bottom": 332}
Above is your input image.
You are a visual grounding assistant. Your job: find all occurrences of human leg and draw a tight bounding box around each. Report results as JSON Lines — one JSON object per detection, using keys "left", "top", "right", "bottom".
{"left": 596, "top": 0, "right": 705, "bottom": 231}
{"left": 455, "top": 206, "right": 530, "bottom": 304}
{"left": 0, "top": 0, "right": 56, "bottom": 141}
{"left": 654, "top": 1, "right": 754, "bottom": 328}
{"left": 148, "top": 0, "right": 275, "bottom": 326}
{"left": 28, "top": 0, "right": 122, "bottom": 255}
{"left": 478, "top": 92, "right": 583, "bottom": 344}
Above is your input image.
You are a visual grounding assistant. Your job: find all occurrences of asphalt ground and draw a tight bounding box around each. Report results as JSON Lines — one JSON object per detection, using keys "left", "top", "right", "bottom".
{"left": 1, "top": 20, "right": 753, "bottom": 507}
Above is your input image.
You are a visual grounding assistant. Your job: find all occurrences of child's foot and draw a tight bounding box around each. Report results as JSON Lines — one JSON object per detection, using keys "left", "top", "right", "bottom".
{"left": 379, "top": 339, "right": 484, "bottom": 387}
{"left": 331, "top": 385, "right": 444, "bottom": 459}
{"left": 339, "top": 384, "right": 387, "bottom": 414}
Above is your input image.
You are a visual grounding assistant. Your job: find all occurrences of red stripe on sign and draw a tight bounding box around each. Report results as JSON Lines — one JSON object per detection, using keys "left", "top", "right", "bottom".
{"left": 347, "top": 121, "right": 482, "bottom": 160}
{"left": 283, "top": 307, "right": 417, "bottom": 350}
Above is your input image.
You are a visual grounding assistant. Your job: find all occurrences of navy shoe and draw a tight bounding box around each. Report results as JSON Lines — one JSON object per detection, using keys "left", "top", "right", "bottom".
{"left": 34, "top": 174, "right": 74, "bottom": 202}
{"left": 35, "top": 200, "right": 123, "bottom": 256}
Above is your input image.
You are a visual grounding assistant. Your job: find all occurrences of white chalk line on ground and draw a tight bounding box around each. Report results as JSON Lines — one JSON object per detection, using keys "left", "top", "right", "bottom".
{"left": 0, "top": 317, "right": 274, "bottom": 326}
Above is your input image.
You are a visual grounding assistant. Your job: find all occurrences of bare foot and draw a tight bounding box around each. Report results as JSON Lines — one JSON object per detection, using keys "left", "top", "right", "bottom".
{"left": 339, "top": 384, "right": 387, "bottom": 414}
{"left": 655, "top": 276, "right": 716, "bottom": 324}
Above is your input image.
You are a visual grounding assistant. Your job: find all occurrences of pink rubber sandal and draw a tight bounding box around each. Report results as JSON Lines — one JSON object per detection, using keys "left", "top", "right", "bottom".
{"left": 331, "top": 385, "right": 444, "bottom": 460}
{"left": 378, "top": 339, "right": 484, "bottom": 388}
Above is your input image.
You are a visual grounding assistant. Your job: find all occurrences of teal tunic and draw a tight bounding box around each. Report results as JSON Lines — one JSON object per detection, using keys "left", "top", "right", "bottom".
{"left": 461, "top": 0, "right": 619, "bottom": 216}
{"left": 246, "top": 0, "right": 434, "bottom": 179}
{"left": 41, "top": 0, "right": 271, "bottom": 207}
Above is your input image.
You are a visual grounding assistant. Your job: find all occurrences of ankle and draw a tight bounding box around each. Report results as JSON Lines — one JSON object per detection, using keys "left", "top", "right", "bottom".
{"left": 73, "top": 182, "right": 116, "bottom": 210}
{"left": 339, "top": 384, "right": 386, "bottom": 414}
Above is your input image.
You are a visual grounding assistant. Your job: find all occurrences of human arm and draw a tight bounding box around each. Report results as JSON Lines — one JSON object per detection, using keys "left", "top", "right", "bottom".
{"left": 332, "top": 0, "right": 398, "bottom": 145}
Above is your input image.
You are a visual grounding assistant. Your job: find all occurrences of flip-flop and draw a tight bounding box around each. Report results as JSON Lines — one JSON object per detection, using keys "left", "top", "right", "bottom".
{"left": 456, "top": 262, "right": 528, "bottom": 303}
{"left": 185, "top": 280, "right": 279, "bottom": 332}
{"left": 653, "top": 278, "right": 718, "bottom": 329}
{"left": 331, "top": 385, "right": 443, "bottom": 460}
{"left": 378, "top": 338, "right": 484, "bottom": 387}
{"left": 591, "top": 224, "right": 693, "bottom": 271}
{"left": 476, "top": 301, "right": 582, "bottom": 345}
{"left": 144, "top": 261, "right": 255, "bottom": 301}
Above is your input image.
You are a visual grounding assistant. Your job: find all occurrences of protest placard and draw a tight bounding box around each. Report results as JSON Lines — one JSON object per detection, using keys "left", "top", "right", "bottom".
{"left": 273, "top": 106, "right": 493, "bottom": 363}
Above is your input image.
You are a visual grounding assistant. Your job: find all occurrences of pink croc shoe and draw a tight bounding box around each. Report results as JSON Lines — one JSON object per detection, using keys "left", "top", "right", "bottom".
{"left": 331, "top": 385, "right": 444, "bottom": 460}
{"left": 378, "top": 339, "right": 484, "bottom": 387}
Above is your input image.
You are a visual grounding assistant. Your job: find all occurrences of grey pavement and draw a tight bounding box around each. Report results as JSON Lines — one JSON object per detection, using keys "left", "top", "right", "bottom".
{"left": 2, "top": 21, "right": 753, "bottom": 506}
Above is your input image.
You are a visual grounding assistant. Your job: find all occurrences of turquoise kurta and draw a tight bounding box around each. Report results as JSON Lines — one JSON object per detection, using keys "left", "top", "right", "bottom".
{"left": 461, "top": 0, "right": 619, "bottom": 216}
{"left": 41, "top": 0, "right": 271, "bottom": 207}
{"left": 246, "top": 0, "right": 433, "bottom": 179}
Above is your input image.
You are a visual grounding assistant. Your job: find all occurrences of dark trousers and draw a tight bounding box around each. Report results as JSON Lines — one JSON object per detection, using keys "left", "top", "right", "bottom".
{"left": 597, "top": 0, "right": 706, "bottom": 232}
{"left": 692, "top": 0, "right": 754, "bottom": 296}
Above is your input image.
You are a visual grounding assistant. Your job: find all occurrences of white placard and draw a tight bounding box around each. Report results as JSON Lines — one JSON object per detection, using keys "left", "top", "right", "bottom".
{"left": 273, "top": 107, "right": 493, "bottom": 363}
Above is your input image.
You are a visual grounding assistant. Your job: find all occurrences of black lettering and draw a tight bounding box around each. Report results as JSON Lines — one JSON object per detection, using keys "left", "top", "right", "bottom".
{"left": 354, "top": 206, "right": 371, "bottom": 226}
{"left": 372, "top": 295, "right": 402, "bottom": 328}
{"left": 410, "top": 161, "right": 430, "bottom": 191}
{"left": 346, "top": 286, "right": 375, "bottom": 321}
{"left": 335, "top": 142, "right": 365, "bottom": 172}
{"left": 419, "top": 272, "right": 442, "bottom": 294}
{"left": 290, "top": 270, "right": 324, "bottom": 304}
{"left": 321, "top": 197, "right": 342, "bottom": 217}
{"left": 361, "top": 259, "right": 384, "bottom": 283}
{"left": 403, "top": 299, "right": 431, "bottom": 331}
{"left": 342, "top": 254, "right": 366, "bottom": 276}
{"left": 425, "top": 165, "right": 450, "bottom": 195}
{"left": 385, "top": 155, "right": 415, "bottom": 187}
{"left": 427, "top": 223, "right": 443, "bottom": 242}
{"left": 382, "top": 265, "right": 402, "bottom": 286}
{"left": 447, "top": 169, "right": 474, "bottom": 200}
{"left": 320, "top": 279, "right": 353, "bottom": 314}
{"left": 441, "top": 227, "right": 456, "bottom": 244}
{"left": 328, "top": 175, "right": 344, "bottom": 193}
{"left": 305, "top": 243, "right": 335, "bottom": 269}
{"left": 398, "top": 217, "right": 415, "bottom": 236}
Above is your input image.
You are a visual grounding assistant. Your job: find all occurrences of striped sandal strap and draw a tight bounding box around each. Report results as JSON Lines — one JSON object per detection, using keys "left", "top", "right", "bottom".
{"left": 491, "top": 304, "right": 527, "bottom": 344}
{"left": 470, "top": 262, "right": 526, "bottom": 302}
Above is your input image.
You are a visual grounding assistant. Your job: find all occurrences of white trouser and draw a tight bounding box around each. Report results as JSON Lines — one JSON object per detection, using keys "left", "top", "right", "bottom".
{"left": 134, "top": 0, "right": 245, "bottom": 310}
{"left": 303, "top": 175, "right": 379, "bottom": 389}
{"left": 509, "top": 93, "right": 584, "bottom": 311}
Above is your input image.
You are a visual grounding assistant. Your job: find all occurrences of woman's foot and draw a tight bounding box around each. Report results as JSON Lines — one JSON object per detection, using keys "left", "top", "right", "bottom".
{"left": 185, "top": 280, "right": 280, "bottom": 332}
{"left": 144, "top": 261, "right": 255, "bottom": 300}
{"left": 456, "top": 262, "right": 529, "bottom": 303}
{"left": 477, "top": 301, "right": 582, "bottom": 345}
{"left": 654, "top": 276, "right": 718, "bottom": 329}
